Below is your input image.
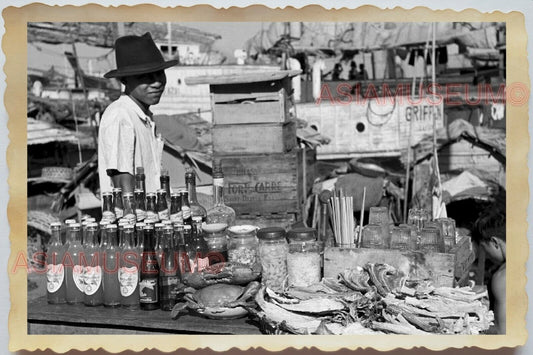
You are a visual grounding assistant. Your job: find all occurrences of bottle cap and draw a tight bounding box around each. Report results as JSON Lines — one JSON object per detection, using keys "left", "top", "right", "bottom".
{"left": 112, "top": 187, "right": 122, "bottom": 192}
{"left": 287, "top": 227, "right": 317, "bottom": 242}
{"left": 50, "top": 222, "right": 62, "bottom": 229}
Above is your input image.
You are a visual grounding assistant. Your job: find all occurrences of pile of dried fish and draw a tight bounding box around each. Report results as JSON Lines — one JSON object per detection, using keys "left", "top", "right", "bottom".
{"left": 251, "top": 263, "right": 494, "bottom": 335}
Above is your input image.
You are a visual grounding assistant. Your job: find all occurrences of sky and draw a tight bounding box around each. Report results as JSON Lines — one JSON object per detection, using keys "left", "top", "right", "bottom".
{"left": 185, "top": 21, "right": 264, "bottom": 61}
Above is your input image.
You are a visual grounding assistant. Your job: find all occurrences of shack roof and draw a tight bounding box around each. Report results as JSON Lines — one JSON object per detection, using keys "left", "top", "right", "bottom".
{"left": 185, "top": 70, "right": 302, "bottom": 86}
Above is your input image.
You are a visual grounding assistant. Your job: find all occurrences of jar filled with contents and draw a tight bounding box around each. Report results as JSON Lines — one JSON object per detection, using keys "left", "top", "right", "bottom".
{"left": 257, "top": 227, "right": 288, "bottom": 291}
{"left": 227, "top": 225, "right": 259, "bottom": 266}
{"left": 202, "top": 223, "right": 229, "bottom": 265}
{"left": 287, "top": 228, "right": 322, "bottom": 287}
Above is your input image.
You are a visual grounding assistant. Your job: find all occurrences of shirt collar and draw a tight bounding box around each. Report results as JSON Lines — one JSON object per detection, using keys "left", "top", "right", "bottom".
{"left": 122, "top": 95, "right": 153, "bottom": 123}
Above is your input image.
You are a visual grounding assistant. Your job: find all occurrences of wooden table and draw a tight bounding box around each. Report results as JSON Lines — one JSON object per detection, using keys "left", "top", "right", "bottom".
{"left": 27, "top": 296, "right": 262, "bottom": 335}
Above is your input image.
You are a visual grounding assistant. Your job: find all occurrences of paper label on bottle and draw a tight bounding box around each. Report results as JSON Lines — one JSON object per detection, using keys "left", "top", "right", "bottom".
{"left": 84, "top": 265, "right": 102, "bottom": 295}
{"left": 102, "top": 211, "right": 115, "bottom": 220}
{"left": 146, "top": 211, "right": 158, "bottom": 222}
{"left": 182, "top": 206, "right": 191, "bottom": 220}
{"left": 213, "top": 177, "right": 224, "bottom": 187}
{"left": 160, "top": 276, "right": 178, "bottom": 287}
{"left": 170, "top": 212, "right": 182, "bottom": 224}
{"left": 135, "top": 209, "right": 146, "bottom": 221}
{"left": 189, "top": 256, "right": 210, "bottom": 272}
{"left": 46, "top": 264, "right": 64, "bottom": 293}
{"left": 158, "top": 209, "right": 169, "bottom": 221}
{"left": 118, "top": 266, "right": 138, "bottom": 297}
{"left": 115, "top": 207, "right": 123, "bottom": 219}
{"left": 123, "top": 213, "right": 136, "bottom": 224}
{"left": 72, "top": 264, "right": 85, "bottom": 292}
{"left": 139, "top": 278, "right": 158, "bottom": 303}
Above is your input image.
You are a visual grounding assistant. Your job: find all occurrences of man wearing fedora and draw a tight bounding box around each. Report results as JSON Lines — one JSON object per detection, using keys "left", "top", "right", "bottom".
{"left": 98, "top": 32, "right": 178, "bottom": 195}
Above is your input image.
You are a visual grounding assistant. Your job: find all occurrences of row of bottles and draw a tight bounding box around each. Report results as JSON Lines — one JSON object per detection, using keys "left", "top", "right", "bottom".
{"left": 46, "top": 216, "right": 211, "bottom": 311}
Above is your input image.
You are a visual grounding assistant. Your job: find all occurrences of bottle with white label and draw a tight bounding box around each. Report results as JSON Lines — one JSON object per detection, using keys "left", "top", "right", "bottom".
{"left": 122, "top": 192, "right": 137, "bottom": 226}
{"left": 83, "top": 223, "right": 103, "bottom": 306}
{"left": 119, "top": 224, "right": 140, "bottom": 310}
{"left": 65, "top": 223, "right": 85, "bottom": 304}
{"left": 103, "top": 224, "right": 121, "bottom": 308}
{"left": 156, "top": 189, "right": 169, "bottom": 221}
{"left": 159, "top": 225, "right": 178, "bottom": 311}
{"left": 46, "top": 222, "right": 66, "bottom": 304}
{"left": 113, "top": 188, "right": 124, "bottom": 219}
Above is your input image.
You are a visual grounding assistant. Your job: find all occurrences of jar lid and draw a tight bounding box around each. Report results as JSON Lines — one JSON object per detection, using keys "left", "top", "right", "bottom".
{"left": 228, "top": 225, "right": 257, "bottom": 235}
{"left": 203, "top": 223, "right": 227, "bottom": 233}
{"left": 257, "top": 227, "right": 286, "bottom": 240}
{"left": 287, "top": 227, "right": 316, "bottom": 241}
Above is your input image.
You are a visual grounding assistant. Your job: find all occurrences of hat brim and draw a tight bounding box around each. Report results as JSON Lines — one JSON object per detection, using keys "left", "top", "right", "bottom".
{"left": 104, "top": 59, "right": 178, "bottom": 79}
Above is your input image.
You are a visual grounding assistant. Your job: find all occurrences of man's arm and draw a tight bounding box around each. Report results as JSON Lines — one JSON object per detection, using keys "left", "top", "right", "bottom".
{"left": 491, "top": 267, "right": 506, "bottom": 334}
{"left": 108, "top": 169, "right": 135, "bottom": 193}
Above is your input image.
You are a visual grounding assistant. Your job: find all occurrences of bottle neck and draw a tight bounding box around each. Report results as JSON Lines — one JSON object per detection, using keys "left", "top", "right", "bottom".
{"left": 186, "top": 178, "right": 199, "bottom": 204}
{"left": 85, "top": 230, "right": 98, "bottom": 247}
{"left": 213, "top": 177, "right": 225, "bottom": 206}
{"left": 50, "top": 229, "right": 62, "bottom": 246}
{"left": 123, "top": 230, "right": 135, "bottom": 248}
{"left": 68, "top": 228, "right": 82, "bottom": 244}
{"left": 104, "top": 229, "right": 117, "bottom": 248}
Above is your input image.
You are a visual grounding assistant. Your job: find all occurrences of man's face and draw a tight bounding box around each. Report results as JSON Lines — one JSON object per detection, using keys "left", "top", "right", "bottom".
{"left": 124, "top": 70, "right": 167, "bottom": 107}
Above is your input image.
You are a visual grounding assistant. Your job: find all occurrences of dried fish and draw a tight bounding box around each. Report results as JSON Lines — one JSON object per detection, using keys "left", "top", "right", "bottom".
{"left": 271, "top": 297, "right": 346, "bottom": 314}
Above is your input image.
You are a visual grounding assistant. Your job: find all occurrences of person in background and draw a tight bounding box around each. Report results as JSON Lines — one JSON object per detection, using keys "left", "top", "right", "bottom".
{"left": 98, "top": 32, "right": 178, "bottom": 194}
{"left": 358, "top": 63, "right": 369, "bottom": 80}
{"left": 472, "top": 189, "right": 506, "bottom": 334}
{"left": 312, "top": 55, "right": 326, "bottom": 101}
{"left": 348, "top": 61, "right": 358, "bottom": 80}
{"left": 331, "top": 62, "right": 343, "bottom": 81}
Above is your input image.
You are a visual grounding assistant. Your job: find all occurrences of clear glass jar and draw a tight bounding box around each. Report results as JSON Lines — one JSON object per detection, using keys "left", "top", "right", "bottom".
{"left": 257, "top": 227, "right": 288, "bottom": 291}
{"left": 287, "top": 228, "right": 322, "bottom": 287}
{"left": 227, "top": 225, "right": 259, "bottom": 266}
{"left": 361, "top": 224, "right": 386, "bottom": 249}
{"left": 202, "top": 223, "right": 229, "bottom": 265}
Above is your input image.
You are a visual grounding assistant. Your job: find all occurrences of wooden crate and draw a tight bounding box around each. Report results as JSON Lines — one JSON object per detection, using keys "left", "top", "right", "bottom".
{"left": 214, "top": 148, "right": 316, "bottom": 216}
{"left": 235, "top": 212, "right": 298, "bottom": 230}
{"left": 211, "top": 88, "right": 289, "bottom": 125}
{"left": 212, "top": 121, "right": 296, "bottom": 155}
{"left": 323, "top": 236, "right": 475, "bottom": 288}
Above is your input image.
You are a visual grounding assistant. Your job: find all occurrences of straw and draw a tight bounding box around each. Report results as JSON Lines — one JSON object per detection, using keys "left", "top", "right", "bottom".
{"left": 358, "top": 187, "right": 367, "bottom": 247}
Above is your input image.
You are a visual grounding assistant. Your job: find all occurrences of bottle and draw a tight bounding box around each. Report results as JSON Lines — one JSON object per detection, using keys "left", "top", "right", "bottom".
{"left": 185, "top": 216, "right": 210, "bottom": 273}
{"left": 180, "top": 189, "right": 192, "bottom": 227}
{"left": 101, "top": 192, "right": 115, "bottom": 223}
{"left": 46, "top": 222, "right": 66, "bottom": 304}
{"left": 119, "top": 224, "right": 140, "bottom": 309}
{"left": 156, "top": 189, "right": 169, "bottom": 221}
{"left": 206, "top": 163, "right": 236, "bottom": 226}
{"left": 64, "top": 223, "right": 85, "bottom": 304}
{"left": 112, "top": 188, "right": 124, "bottom": 219}
{"left": 173, "top": 224, "right": 185, "bottom": 278}
{"left": 135, "top": 166, "right": 146, "bottom": 193}
{"left": 102, "top": 224, "right": 121, "bottom": 308}
{"left": 180, "top": 225, "right": 193, "bottom": 276}
{"left": 185, "top": 170, "right": 207, "bottom": 221}
{"left": 139, "top": 224, "right": 160, "bottom": 310}
{"left": 159, "top": 225, "right": 178, "bottom": 311}
{"left": 98, "top": 220, "right": 110, "bottom": 247}
{"left": 134, "top": 189, "right": 146, "bottom": 222}
{"left": 83, "top": 222, "right": 103, "bottom": 307}
{"left": 145, "top": 192, "right": 159, "bottom": 223}
{"left": 169, "top": 192, "right": 183, "bottom": 225}
{"left": 154, "top": 223, "right": 165, "bottom": 266}
{"left": 135, "top": 222, "right": 145, "bottom": 259}
{"left": 160, "top": 169, "right": 171, "bottom": 207}
{"left": 122, "top": 192, "right": 137, "bottom": 225}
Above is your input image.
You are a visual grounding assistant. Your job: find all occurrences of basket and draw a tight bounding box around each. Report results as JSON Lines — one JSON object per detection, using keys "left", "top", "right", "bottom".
{"left": 28, "top": 166, "right": 73, "bottom": 184}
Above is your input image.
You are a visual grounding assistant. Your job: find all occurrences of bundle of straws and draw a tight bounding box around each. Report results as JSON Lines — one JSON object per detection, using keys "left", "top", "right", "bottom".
{"left": 328, "top": 189, "right": 355, "bottom": 248}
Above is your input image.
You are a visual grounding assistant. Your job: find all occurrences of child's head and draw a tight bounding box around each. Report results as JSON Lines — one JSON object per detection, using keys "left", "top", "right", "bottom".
{"left": 472, "top": 189, "right": 506, "bottom": 263}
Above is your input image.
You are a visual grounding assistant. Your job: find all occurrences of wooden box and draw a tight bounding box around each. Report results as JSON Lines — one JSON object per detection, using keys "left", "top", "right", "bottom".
{"left": 212, "top": 121, "right": 296, "bottom": 155}
{"left": 214, "top": 148, "right": 316, "bottom": 216}
{"left": 211, "top": 88, "right": 289, "bottom": 125}
{"left": 323, "top": 236, "right": 475, "bottom": 288}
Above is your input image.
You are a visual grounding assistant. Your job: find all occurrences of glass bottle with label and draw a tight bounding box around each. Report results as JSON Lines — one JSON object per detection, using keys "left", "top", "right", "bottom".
{"left": 206, "top": 163, "right": 236, "bottom": 226}
{"left": 134, "top": 189, "right": 146, "bottom": 223}
{"left": 135, "top": 166, "right": 146, "bottom": 193}
{"left": 169, "top": 192, "right": 182, "bottom": 225}
{"left": 46, "top": 222, "right": 66, "bottom": 304}
{"left": 112, "top": 188, "right": 124, "bottom": 219}
{"left": 185, "top": 170, "right": 207, "bottom": 222}
{"left": 102, "top": 224, "right": 121, "bottom": 308}
{"left": 140, "top": 224, "right": 160, "bottom": 310}
{"left": 145, "top": 192, "right": 159, "bottom": 223}
{"left": 122, "top": 192, "right": 137, "bottom": 225}
{"left": 65, "top": 223, "right": 85, "bottom": 304}
{"left": 180, "top": 225, "right": 192, "bottom": 277}
{"left": 120, "top": 224, "right": 140, "bottom": 310}
{"left": 101, "top": 192, "right": 116, "bottom": 223}
{"left": 156, "top": 189, "right": 169, "bottom": 221}
{"left": 180, "top": 190, "right": 192, "bottom": 227}
{"left": 159, "top": 225, "right": 178, "bottom": 311}
{"left": 83, "top": 222, "right": 103, "bottom": 306}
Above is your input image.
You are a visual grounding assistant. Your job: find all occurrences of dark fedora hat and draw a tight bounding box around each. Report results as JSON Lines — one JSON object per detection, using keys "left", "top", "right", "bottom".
{"left": 104, "top": 32, "right": 178, "bottom": 78}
